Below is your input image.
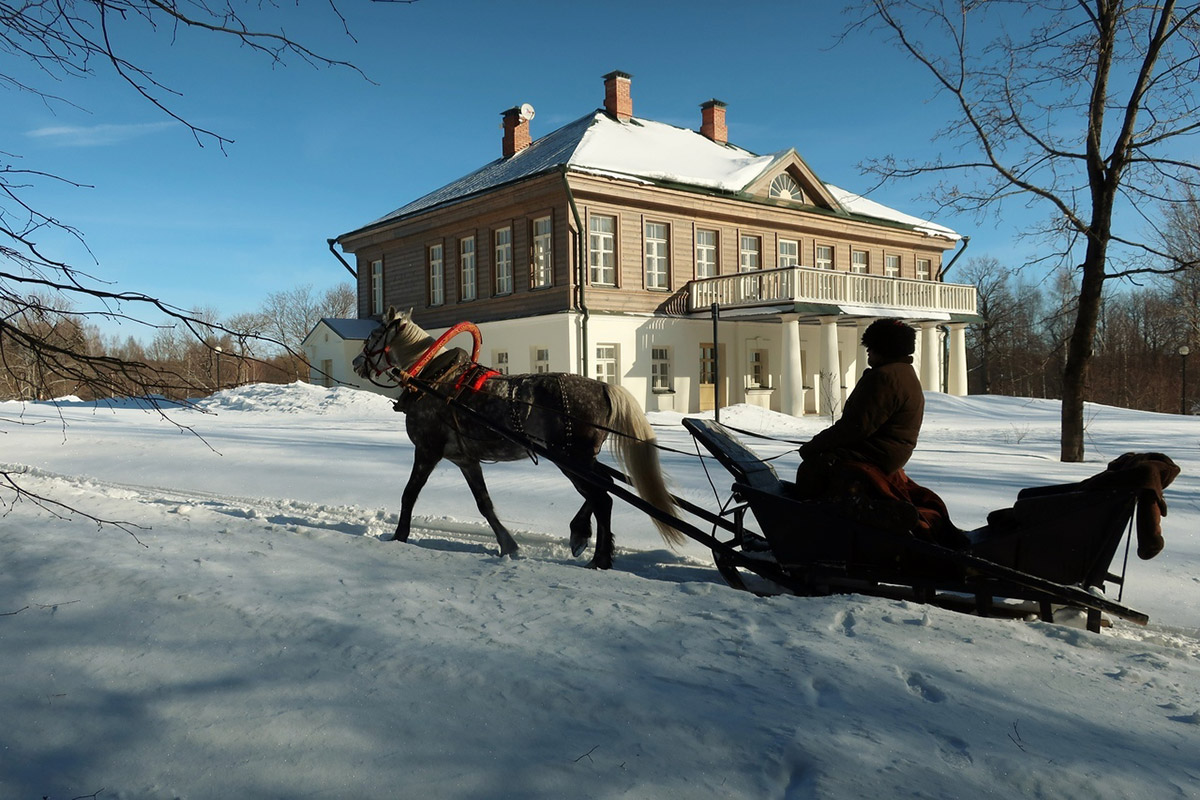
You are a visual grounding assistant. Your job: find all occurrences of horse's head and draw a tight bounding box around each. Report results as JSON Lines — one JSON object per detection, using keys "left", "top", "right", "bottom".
{"left": 353, "top": 306, "right": 413, "bottom": 380}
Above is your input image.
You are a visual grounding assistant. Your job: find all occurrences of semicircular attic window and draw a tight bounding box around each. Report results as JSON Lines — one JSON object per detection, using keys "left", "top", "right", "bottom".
{"left": 768, "top": 172, "right": 804, "bottom": 203}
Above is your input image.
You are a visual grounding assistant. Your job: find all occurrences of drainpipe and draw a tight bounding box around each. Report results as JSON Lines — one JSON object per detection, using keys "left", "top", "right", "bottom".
{"left": 562, "top": 165, "right": 589, "bottom": 377}
{"left": 936, "top": 234, "right": 970, "bottom": 281}
{"left": 327, "top": 238, "right": 358, "bottom": 280}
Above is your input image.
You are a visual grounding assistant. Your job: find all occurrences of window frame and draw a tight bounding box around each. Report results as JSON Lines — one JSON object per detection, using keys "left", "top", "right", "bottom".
{"left": 850, "top": 249, "right": 869, "bottom": 275}
{"left": 589, "top": 214, "right": 617, "bottom": 286}
{"left": 644, "top": 221, "right": 670, "bottom": 290}
{"left": 594, "top": 343, "right": 619, "bottom": 385}
{"left": 815, "top": 244, "right": 834, "bottom": 271}
{"left": 695, "top": 228, "right": 718, "bottom": 279}
{"left": 651, "top": 346, "right": 672, "bottom": 393}
{"left": 494, "top": 226, "right": 513, "bottom": 296}
{"left": 533, "top": 347, "right": 550, "bottom": 373}
{"left": 885, "top": 253, "right": 901, "bottom": 278}
{"left": 428, "top": 243, "right": 445, "bottom": 306}
{"left": 370, "top": 259, "right": 384, "bottom": 315}
{"left": 739, "top": 234, "right": 761, "bottom": 272}
{"left": 916, "top": 257, "right": 932, "bottom": 281}
{"left": 532, "top": 215, "right": 553, "bottom": 289}
{"left": 778, "top": 238, "right": 799, "bottom": 268}
{"left": 459, "top": 235, "right": 477, "bottom": 302}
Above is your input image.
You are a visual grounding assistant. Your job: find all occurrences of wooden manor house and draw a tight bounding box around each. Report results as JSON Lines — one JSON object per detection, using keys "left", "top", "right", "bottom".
{"left": 310, "top": 71, "right": 978, "bottom": 416}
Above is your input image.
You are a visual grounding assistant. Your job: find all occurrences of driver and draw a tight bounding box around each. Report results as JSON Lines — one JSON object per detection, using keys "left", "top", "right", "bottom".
{"left": 794, "top": 319, "right": 924, "bottom": 499}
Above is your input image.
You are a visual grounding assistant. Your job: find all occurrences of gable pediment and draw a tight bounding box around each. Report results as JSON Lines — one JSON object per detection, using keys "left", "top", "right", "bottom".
{"left": 743, "top": 149, "right": 844, "bottom": 213}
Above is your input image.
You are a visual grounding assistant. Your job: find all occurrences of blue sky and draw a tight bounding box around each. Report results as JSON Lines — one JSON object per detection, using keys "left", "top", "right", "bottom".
{"left": 6, "top": 0, "right": 1044, "bottom": 341}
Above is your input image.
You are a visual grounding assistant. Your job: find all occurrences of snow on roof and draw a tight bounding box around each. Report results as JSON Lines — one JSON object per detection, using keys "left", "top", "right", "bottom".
{"left": 827, "top": 185, "right": 961, "bottom": 241}
{"left": 567, "top": 114, "right": 774, "bottom": 191}
{"left": 344, "top": 112, "right": 959, "bottom": 242}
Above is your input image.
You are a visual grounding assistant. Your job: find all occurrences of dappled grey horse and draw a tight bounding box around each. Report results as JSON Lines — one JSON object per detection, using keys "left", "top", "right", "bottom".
{"left": 353, "top": 307, "right": 679, "bottom": 569}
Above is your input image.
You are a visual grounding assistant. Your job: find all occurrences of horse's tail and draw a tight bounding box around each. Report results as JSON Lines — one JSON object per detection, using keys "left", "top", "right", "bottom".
{"left": 604, "top": 384, "right": 685, "bottom": 548}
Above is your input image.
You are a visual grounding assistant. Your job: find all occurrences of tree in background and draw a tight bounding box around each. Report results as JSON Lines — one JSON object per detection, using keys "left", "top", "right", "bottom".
{"left": 855, "top": 1, "right": 1200, "bottom": 461}
{"left": 1, "top": 0, "right": 365, "bottom": 405}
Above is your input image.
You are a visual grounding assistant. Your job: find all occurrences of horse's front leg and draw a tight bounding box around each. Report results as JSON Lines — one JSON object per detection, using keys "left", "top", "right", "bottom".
{"left": 394, "top": 453, "right": 439, "bottom": 542}
{"left": 457, "top": 460, "right": 520, "bottom": 557}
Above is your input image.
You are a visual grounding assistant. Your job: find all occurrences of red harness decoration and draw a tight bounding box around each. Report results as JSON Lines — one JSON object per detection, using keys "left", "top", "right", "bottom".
{"left": 406, "top": 321, "right": 485, "bottom": 379}
{"left": 385, "top": 320, "right": 498, "bottom": 394}
{"left": 454, "top": 364, "right": 502, "bottom": 392}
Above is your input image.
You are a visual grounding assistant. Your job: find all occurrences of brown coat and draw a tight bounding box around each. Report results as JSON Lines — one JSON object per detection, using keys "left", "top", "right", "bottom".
{"left": 800, "top": 359, "right": 925, "bottom": 475}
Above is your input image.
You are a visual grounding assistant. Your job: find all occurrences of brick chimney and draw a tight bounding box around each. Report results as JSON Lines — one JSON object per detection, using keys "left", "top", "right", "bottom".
{"left": 603, "top": 70, "right": 633, "bottom": 121}
{"left": 700, "top": 99, "right": 728, "bottom": 145}
{"left": 501, "top": 106, "right": 532, "bottom": 158}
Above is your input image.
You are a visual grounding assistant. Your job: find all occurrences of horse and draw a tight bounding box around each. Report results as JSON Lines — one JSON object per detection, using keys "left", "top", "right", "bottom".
{"left": 352, "top": 307, "right": 682, "bottom": 569}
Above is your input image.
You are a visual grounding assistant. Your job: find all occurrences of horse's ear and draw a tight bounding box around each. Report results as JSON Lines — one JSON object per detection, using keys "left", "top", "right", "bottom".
{"left": 385, "top": 306, "right": 396, "bottom": 322}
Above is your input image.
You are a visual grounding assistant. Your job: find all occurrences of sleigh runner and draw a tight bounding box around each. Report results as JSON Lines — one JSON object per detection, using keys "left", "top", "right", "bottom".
{"left": 354, "top": 310, "right": 1178, "bottom": 633}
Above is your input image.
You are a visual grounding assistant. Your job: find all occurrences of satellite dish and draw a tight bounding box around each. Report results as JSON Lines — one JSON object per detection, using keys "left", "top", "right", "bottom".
{"left": 519, "top": 103, "right": 535, "bottom": 122}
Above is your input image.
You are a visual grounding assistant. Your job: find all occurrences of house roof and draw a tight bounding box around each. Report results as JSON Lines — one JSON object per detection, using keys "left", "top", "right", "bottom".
{"left": 341, "top": 111, "right": 960, "bottom": 242}
{"left": 308, "top": 318, "right": 381, "bottom": 342}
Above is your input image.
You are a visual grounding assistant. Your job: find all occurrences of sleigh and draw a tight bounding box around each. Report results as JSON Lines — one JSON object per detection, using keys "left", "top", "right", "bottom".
{"left": 356, "top": 313, "right": 1176, "bottom": 633}
{"left": 678, "top": 418, "right": 1174, "bottom": 633}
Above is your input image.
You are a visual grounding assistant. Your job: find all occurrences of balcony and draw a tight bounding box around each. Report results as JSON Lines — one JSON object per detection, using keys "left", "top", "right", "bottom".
{"left": 687, "top": 266, "right": 977, "bottom": 318}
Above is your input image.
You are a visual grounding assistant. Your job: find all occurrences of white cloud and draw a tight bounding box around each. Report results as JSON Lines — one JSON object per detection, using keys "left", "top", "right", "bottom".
{"left": 26, "top": 120, "right": 178, "bottom": 147}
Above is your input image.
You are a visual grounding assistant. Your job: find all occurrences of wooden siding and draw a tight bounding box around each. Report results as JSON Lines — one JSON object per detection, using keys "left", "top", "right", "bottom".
{"left": 338, "top": 168, "right": 961, "bottom": 330}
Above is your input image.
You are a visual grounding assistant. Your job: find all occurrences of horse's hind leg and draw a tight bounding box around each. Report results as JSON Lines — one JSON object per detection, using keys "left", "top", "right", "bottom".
{"left": 458, "top": 460, "right": 520, "bottom": 557}
{"left": 568, "top": 476, "right": 614, "bottom": 570}
{"left": 569, "top": 501, "right": 592, "bottom": 557}
{"left": 394, "top": 454, "right": 438, "bottom": 542}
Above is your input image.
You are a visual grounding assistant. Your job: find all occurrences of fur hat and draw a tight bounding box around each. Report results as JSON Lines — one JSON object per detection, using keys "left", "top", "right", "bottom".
{"left": 861, "top": 319, "right": 917, "bottom": 358}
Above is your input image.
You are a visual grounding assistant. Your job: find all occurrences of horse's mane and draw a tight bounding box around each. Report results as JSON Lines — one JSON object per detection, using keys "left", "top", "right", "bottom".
{"left": 389, "top": 311, "right": 442, "bottom": 369}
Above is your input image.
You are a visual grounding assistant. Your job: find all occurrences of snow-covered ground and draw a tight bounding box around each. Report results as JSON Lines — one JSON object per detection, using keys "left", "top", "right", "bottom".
{"left": 2, "top": 383, "right": 1197, "bottom": 799}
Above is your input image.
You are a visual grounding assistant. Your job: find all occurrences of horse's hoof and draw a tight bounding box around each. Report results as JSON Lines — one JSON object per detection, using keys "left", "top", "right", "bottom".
{"left": 390, "top": 533, "right": 410, "bottom": 543}
{"left": 570, "top": 538, "right": 590, "bottom": 558}
{"left": 586, "top": 557, "right": 613, "bottom": 570}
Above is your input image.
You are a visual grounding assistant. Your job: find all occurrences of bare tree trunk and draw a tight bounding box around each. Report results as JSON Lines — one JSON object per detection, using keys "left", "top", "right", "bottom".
{"left": 1061, "top": 256, "right": 1106, "bottom": 461}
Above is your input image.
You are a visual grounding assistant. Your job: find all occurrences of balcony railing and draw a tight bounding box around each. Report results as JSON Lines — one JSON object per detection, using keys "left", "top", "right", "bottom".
{"left": 688, "top": 266, "right": 977, "bottom": 316}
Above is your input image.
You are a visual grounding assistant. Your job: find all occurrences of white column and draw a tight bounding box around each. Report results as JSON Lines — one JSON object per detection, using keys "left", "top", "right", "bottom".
{"left": 780, "top": 314, "right": 804, "bottom": 417}
{"left": 855, "top": 318, "right": 875, "bottom": 382}
{"left": 947, "top": 322, "right": 968, "bottom": 396}
{"left": 818, "top": 315, "right": 840, "bottom": 416}
{"left": 919, "top": 321, "right": 941, "bottom": 392}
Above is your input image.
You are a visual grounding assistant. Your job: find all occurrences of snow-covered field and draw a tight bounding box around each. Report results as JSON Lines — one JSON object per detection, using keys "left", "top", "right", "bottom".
{"left": 2, "top": 382, "right": 1197, "bottom": 799}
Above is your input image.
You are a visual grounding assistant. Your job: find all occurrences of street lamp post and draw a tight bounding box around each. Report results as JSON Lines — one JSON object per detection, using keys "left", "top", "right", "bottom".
{"left": 215, "top": 346, "right": 223, "bottom": 390}
{"left": 1180, "top": 345, "right": 1190, "bottom": 415}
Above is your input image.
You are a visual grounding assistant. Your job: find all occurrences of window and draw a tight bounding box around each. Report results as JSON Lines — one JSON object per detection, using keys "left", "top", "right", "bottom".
{"left": 739, "top": 235, "right": 761, "bottom": 271}
{"left": 651, "top": 346, "right": 672, "bottom": 393}
{"left": 850, "top": 249, "right": 868, "bottom": 274}
{"left": 494, "top": 227, "right": 513, "bottom": 295}
{"left": 532, "top": 216, "right": 553, "bottom": 288}
{"left": 917, "top": 258, "right": 931, "bottom": 281}
{"left": 768, "top": 172, "right": 803, "bottom": 202}
{"left": 493, "top": 351, "right": 509, "bottom": 375}
{"left": 459, "top": 236, "right": 476, "bottom": 301}
{"left": 779, "top": 239, "right": 799, "bottom": 268}
{"left": 533, "top": 347, "right": 550, "bottom": 373}
{"left": 815, "top": 244, "right": 834, "bottom": 271}
{"left": 696, "top": 229, "right": 717, "bottom": 278}
{"left": 885, "top": 253, "right": 901, "bottom": 277}
{"left": 428, "top": 243, "right": 444, "bottom": 306}
{"left": 749, "top": 349, "right": 769, "bottom": 388}
{"left": 645, "top": 221, "right": 669, "bottom": 290}
{"left": 700, "top": 344, "right": 717, "bottom": 384}
{"left": 589, "top": 215, "right": 616, "bottom": 285}
{"left": 595, "top": 344, "right": 619, "bottom": 385}
{"left": 370, "top": 259, "right": 384, "bottom": 315}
